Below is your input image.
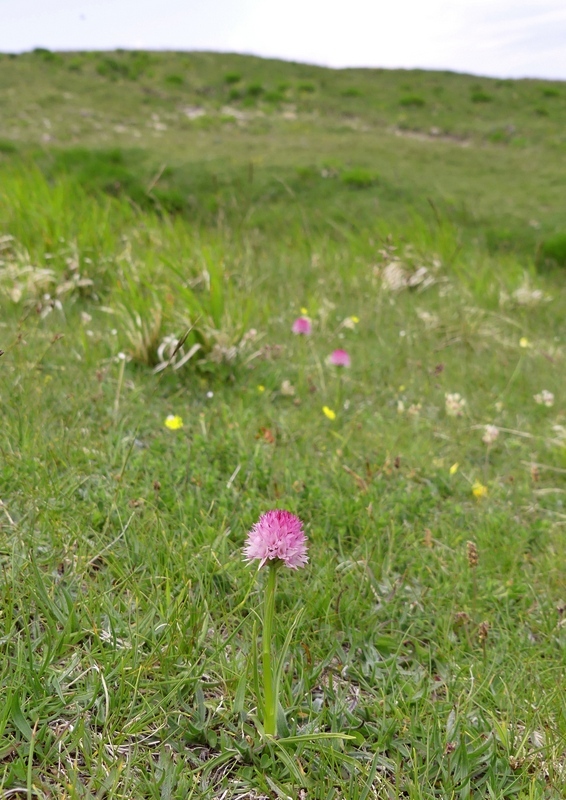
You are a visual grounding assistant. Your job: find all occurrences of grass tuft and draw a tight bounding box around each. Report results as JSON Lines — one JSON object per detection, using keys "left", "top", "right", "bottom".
{"left": 399, "top": 94, "right": 426, "bottom": 107}
{"left": 540, "top": 231, "right": 566, "bottom": 267}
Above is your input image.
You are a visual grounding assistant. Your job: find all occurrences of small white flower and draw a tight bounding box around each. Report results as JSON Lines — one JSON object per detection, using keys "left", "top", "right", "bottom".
{"left": 534, "top": 390, "right": 554, "bottom": 407}
{"left": 445, "top": 392, "right": 467, "bottom": 417}
{"left": 482, "top": 425, "right": 499, "bottom": 445}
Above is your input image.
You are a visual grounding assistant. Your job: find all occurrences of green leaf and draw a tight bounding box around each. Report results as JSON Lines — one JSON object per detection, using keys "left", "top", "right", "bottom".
{"left": 195, "top": 683, "right": 206, "bottom": 726}
{"left": 251, "top": 619, "right": 263, "bottom": 717}
{"left": 276, "top": 701, "right": 290, "bottom": 739}
{"left": 11, "top": 694, "right": 33, "bottom": 741}
{"left": 233, "top": 664, "right": 248, "bottom": 716}
{"left": 273, "top": 606, "right": 305, "bottom": 709}
{"left": 359, "top": 750, "right": 383, "bottom": 800}
{"left": 269, "top": 740, "right": 307, "bottom": 785}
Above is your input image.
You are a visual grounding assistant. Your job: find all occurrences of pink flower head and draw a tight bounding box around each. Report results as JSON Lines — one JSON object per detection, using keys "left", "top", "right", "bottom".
{"left": 328, "top": 348, "right": 351, "bottom": 368}
{"left": 244, "top": 510, "right": 308, "bottom": 569}
{"left": 292, "top": 317, "right": 312, "bottom": 335}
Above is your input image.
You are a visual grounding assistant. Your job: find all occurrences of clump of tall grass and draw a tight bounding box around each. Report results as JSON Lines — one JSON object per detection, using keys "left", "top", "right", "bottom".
{"left": 471, "top": 89, "right": 493, "bottom": 103}
{"left": 399, "top": 94, "right": 426, "bottom": 107}
{"left": 540, "top": 232, "right": 566, "bottom": 268}
{"left": 341, "top": 169, "right": 378, "bottom": 189}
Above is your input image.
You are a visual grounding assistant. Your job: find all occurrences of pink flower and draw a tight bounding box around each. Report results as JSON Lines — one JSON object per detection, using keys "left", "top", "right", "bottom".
{"left": 244, "top": 510, "right": 309, "bottom": 569}
{"left": 292, "top": 317, "right": 312, "bottom": 335}
{"left": 328, "top": 348, "right": 351, "bottom": 367}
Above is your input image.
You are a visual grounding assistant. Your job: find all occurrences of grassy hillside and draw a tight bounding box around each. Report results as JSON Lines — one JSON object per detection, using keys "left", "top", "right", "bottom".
{"left": 0, "top": 51, "right": 565, "bottom": 799}
{"left": 1, "top": 49, "right": 566, "bottom": 258}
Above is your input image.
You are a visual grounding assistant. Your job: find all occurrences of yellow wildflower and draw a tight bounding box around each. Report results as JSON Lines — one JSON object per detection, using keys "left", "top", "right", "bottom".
{"left": 472, "top": 480, "right": 488, "bottom": 499}
{"left": 257, "top": 385, "right": 265, "bottom": 393}
{"left": 165, "top": 414, "right": 183, "bottom": 430}
{"left": 449, "top": 462, "right": 459, "bottom": 475}
{"left": 300, "top": 307, "right": 308, "bottom": 314}
{"left": 350, "top": 315, "right": 360, "bottom": 324}
{"left": 519, "top": 337, "right": 530, "bottom": 348}
{"left": 322, "top": 406, "right": 336, "bottom": 420}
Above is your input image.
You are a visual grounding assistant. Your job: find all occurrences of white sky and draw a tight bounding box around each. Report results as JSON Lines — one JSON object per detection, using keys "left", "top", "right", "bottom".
{"left": 1, "top": 0, "right": 565, "bottom": 80}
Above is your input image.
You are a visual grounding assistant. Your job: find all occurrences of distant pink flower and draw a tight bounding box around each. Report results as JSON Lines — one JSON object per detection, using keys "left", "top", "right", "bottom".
{"left": 244, "top": 510, "right": 308, "bottom": 569}
{"left": 292, "top": 317, "right": 312, "bottom": 335}
{"left": 328, "top": 348, "right": 351, "bottom": 367}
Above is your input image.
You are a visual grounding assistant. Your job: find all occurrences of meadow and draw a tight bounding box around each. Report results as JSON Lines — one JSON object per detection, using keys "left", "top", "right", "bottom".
{"left": 0, "top": 49, "right": 565, "bottom": 799}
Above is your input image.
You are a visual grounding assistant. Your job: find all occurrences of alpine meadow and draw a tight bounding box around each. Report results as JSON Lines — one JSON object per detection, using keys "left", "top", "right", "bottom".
{"left": 0, "top": 49, "right": 565, "bottom": 799}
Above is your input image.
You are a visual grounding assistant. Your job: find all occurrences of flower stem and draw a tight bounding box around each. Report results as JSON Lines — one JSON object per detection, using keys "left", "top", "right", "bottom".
{"left": 336, "top": 372, "right": 343, "bottom": 412}
{"left": 262, "top": 562, "right": 278, "bottom": 736}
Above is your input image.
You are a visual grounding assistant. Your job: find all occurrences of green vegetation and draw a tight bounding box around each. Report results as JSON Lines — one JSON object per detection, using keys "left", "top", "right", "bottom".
{"left": 541, "top": 231, "right": 566, "bottom": 267}
{"left": 341, "top": 87, "right": 363, "bottom": 97}
{"left": 399, "top": 93, "right": 426, "bottom": 107}
{"left": 165, "top": 73, "right": 185, "bottom": 87}
{"left": 0, "top": 50, "right": 565, "bottom": 799}
{"left": 224, "top": 71, "right": 242, "bottom": 84}
{"left": 297, "top": 81, "right": 316, "bottom": 93}
{"left": 340, "top": 167, "right": 378, "bottom": 188}
{"left": 470, "top": 89, "right": 493, "bottom": 103}
{"left": 246, "top": 81, "right": 264, "bottom": 97}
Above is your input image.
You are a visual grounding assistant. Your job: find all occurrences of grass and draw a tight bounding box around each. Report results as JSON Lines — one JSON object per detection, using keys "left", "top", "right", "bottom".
{"left": 0, "top": 50, "right": 565, "bottom": 799}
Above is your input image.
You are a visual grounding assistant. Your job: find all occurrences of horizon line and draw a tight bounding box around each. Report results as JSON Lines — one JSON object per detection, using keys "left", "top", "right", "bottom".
{"left": 1, "top": 47, "right": 564, "bottom": 83}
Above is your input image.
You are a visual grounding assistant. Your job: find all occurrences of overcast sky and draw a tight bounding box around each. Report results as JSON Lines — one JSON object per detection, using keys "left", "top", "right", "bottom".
{"left": 1, "top": 0, "right": 565, "bottom": 80}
